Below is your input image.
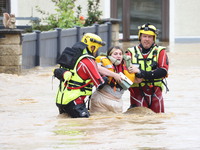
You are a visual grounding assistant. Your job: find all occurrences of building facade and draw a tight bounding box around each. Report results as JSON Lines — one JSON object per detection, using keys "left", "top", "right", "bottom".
{"left": 1, "top": 0, "right": 200, "bottom": 43}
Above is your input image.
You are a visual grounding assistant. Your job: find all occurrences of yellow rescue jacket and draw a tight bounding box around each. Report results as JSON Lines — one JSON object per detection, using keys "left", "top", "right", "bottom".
{"left": 56, "top": 50, "right": 94, "bottom": 105}
{"left": 127, "top": 46, "right": 166, "bottom": 88}
{"left": 95, "top": 55, "right": 135, "bottom": 83}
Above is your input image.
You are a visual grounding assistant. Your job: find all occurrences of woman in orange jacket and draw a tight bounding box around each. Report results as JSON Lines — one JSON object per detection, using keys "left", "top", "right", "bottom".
{"left": 90, "top": 46, "right": 139, "bottom": 113}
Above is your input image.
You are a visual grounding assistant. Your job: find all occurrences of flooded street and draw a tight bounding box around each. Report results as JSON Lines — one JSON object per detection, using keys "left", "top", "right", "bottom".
{"left": 1, "top": 42, "right": 200, "bottom": 150}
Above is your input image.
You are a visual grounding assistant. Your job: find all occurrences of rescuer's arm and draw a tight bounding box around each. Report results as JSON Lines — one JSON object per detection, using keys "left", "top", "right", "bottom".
{"left": 136, "top": 68, "right": 167, "bottom": 79}
{"left": 135, "top": 50, "right": 169, "bottom": 79}
{"left": 97, "top": 65, "right": 122, "bottom": 83}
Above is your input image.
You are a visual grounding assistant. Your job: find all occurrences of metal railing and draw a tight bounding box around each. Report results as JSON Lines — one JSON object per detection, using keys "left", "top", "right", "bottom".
{"left": 21, "top": 22, "right": 112, "bottom": 69}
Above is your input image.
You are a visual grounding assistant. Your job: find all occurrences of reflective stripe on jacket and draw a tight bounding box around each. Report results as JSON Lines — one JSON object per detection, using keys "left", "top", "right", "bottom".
{"left": 56, "top": 50, "right": 94, "bottom": 105}
{"left": 95, "top": 55, "right": 135, "bottom": 83}
{"left": 127, "top": 46, "right": 165, "bottom": 88}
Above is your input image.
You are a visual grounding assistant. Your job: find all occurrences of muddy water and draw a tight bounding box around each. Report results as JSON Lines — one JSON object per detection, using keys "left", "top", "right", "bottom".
{"left": 1, "top": 42, "right": 200, "bottom": 150}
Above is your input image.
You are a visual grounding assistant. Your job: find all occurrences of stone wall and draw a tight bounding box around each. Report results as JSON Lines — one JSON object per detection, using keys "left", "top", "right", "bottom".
{"left": 0, "top": 29, "right": 24, "bottom": 74}
{"left": 102, "top": 18, "right": 121, "bottom": 46}
{"left": 111, "top": 23, "right": 120, "bottom": 46}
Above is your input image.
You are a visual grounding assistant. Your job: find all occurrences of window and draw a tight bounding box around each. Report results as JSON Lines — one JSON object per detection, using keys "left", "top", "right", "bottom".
{"left": 111, "top": 0, "right": 169, "bottom": 42}
{"left": 130, "top": 0, "right": 162, "bottom": 40}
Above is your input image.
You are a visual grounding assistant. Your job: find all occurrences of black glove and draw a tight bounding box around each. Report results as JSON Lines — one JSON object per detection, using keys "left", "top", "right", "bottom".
{"left": 135, "top": 72, "right": 143, "bottom": 78}
{"left": 135, "top": 68, "right": 167, "bottom": 79}
{"left": 53, "top": 68, "right": 66, "bottom": 81}
{"left": 102, "top": 76, "right": 109, "bottom": 84}
{"left": 98, "top": 76, "right": 109, "bottom": 90}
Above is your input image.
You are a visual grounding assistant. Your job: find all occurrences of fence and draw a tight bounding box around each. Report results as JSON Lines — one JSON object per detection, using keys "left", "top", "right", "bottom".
{"left": 22, "top": 22, "right": 112, "bottom": 69}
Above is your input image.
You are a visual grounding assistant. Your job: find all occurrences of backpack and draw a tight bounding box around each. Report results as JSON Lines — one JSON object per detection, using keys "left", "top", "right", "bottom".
{"left": 57, "top": 42, "right": 87, "bottom": 69}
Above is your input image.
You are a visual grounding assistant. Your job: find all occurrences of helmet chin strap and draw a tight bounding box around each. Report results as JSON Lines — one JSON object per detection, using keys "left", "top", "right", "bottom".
{"left": 86, "top": 47, "right": 92, "bottom": 55}
{"left": 91, "top": 46, "right": 96, "bottom": 56}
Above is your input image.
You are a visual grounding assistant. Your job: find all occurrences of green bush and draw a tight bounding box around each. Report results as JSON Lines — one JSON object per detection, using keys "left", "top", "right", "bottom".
{"left": 31, "top": 0, "right": 103, "bottom": 31}
{"left": 84, "top": 0, "right": 103, "bottom": 26}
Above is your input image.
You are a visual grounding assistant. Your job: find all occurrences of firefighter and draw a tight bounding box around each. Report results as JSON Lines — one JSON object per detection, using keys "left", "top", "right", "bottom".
{"left": 126, "top": 23, "right": 169, "bottom": 113}
{"left": 54, "top": 33, "right": 121, "bottom": 118}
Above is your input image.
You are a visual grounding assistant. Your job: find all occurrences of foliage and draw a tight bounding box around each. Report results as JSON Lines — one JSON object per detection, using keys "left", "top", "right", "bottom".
{"left": 31, "top": 0, "right": 103, "bottom": 31}
{"left": 84, "top": 0, "right": 103, "bottom": 26}
{"left": 33, "top": 0, "right": 83, "bottom": 31}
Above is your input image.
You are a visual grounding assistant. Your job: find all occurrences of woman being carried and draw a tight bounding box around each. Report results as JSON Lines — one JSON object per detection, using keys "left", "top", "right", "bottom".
{"left": 90, "top": 46, "right": 139, "bottom": 113}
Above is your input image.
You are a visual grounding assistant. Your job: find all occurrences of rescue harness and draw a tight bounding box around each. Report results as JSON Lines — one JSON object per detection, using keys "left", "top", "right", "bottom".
{"left": 128, "top": 45, "right": 169, "bottom": 107}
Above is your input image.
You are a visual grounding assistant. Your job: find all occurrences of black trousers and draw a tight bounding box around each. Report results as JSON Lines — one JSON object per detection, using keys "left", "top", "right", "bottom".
{"left": 56, "top": 101, "right": 90, "bottom": 118}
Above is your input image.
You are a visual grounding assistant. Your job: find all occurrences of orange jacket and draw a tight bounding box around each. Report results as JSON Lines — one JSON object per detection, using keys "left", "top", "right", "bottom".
{"left": 96, "top": 55, "right": 135, "bottom": 83}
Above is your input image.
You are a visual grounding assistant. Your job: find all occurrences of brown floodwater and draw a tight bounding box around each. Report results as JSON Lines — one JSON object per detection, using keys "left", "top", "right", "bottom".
{"left": 1, "top": 42, "right": 200, "bottom": 150}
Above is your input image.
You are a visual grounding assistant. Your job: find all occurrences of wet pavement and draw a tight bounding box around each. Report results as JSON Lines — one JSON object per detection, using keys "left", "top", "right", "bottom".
{"left": 0, "top": 42, "right": 200, "bottom": 150}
